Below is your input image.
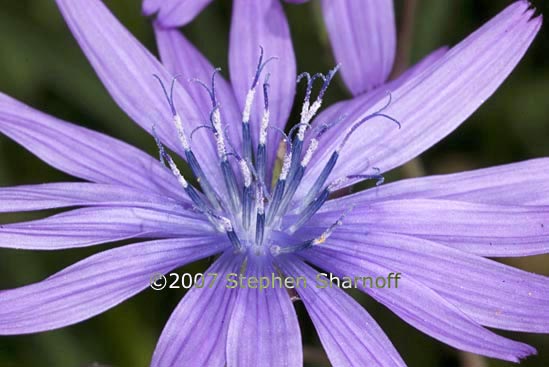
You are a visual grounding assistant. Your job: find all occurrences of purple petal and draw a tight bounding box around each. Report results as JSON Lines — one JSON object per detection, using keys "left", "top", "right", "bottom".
{"left": 229, "top": 0, "right": 296, "bottom": 179}
{"left": 0, "top": 94, "right": 185, "bottom": 200}
{"left": 317, "top": 231, "right": 549, "bottom": 333}
{"left": 0, "top": 182, "right": 183, "bottom": 213}
{"left": 154, "top": 25, "right": 242, "bottom": 150}
{"left": 313, "top": 199, "right": 549, "bottom": 257}
{"left": 284, "top": 0, "right": 309, "bottom": 3}
{"left": 152, "top": 0, "right": 214, "bottom": 27}
{"left": 302, "top": 246, "right": 537, "bottom": 362}
{"left": 226, "top": 260, "right": 302, "bottom": 367}
{"left": 142, "top": 0, "right": 162, "bottom": 16}
{"left": 0, "top": 206, "right": 215, "bottom": 250}
{"left": 301, "top": 2, "right": 541, "bottom": 192}
{"left": 55, "top": 0, "right": 222, "bottom": 186}
{"left": 279, "top": 256, "right": 405, "bottom": 367}
{"left": 0, "top": 236, "right": 225, "bottom": 335}
{"left": 151, "top": 251, "right": 243, "bottom": 367}
{"left": 321, "top": 0, "right": 396, "bottom": 95}
{"left": 326, "top": 158, "right": 549, "bottom": 206}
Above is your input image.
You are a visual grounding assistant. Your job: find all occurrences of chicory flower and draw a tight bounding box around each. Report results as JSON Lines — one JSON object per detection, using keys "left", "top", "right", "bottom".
{"left": 0, "top": 1, "right": 547, "bottom": 366}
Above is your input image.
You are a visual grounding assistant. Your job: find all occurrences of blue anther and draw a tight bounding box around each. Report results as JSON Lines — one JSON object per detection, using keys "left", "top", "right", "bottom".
{"left": 288, "top": 187, "right": 330, "bottom": 233}
{"left": 185, "top": 149, "right": 222, "bottom": 210}
{"left": 328, "top": 172, "right": 385, "bottom": 193}
{"left": 301, "top": 151, "right": 339, "bottom": 209}
{"left": 266, "top": 179, "right": 286, "bottom": 225}
{"left": 255, "top": 211, "right": 265, "bottom": 247}
{"left": 242, "top": 120, "right": 252, "bottom": 162}
{"left": 277, "top": 164, "right": 305, "bottom": 217}
{"left": 221, "top": 160, "right": 242, "bottom": 213}
{"left": 256, "top": 143, "right": 267, "bottom": 185}
{"left": 242, "top": 185, "right": 253, "bottom": 230}
{"left": 152, "top": 126, "right": 167, "bottom": 166}
{"left": 286, "top": 135, "right": 305, "bottom": 184}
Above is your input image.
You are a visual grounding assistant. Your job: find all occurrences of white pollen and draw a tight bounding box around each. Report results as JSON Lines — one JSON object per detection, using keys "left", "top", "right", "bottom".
{"left": 280, "top": 152, "right": 293, "bottom": 180}
{"left": 259, "top": 110, "right": 270, "bottom": 145}
{"left": 212, "top": 108, "right": 222, "bottom": 130}
{"left": 210, "top": 108, "right": 227, "bottom": 159}
{"left": 173, "top": 114, "right": 190, "bottom": 150}
{"left": 216, "top": 134, "right": 226, "bottom": 159}
{"left": 220, "top": 216, "right": 233, "bottom": 232}
{"left": 305, "top": 100, "right": 322, "bottom": 123}
{"left": 256, "top": 187, "right": 265, "bottom": 214}
{"left": 299, "top": 100, "right": 310, "bottom": 124}
{"left": 243, "top": 88, "right": 256, "bottom": 124}
{"left": 301, "top": 138, "right": 318, "bottom": 167}
{"left": 240, "top": 159, "right": 252, "bottom": 187}
{"left": 167, "top": 158, "right": 188, "bottom": 188}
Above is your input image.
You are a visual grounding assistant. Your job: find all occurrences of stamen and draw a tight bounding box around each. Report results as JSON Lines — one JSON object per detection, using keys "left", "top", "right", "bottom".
{"left": 255, "top": 186, "right": 266, "bottom": 246}
{"left": 301, "top": 138, "right": 319, "bottom": 167}
{"left": 266, "top": 178, "right": 286, "bottom": 225}
{"left": 154, "top": 75, "right": 222, "bottom": 210}
{"left": 301, "top": 95, "right": 399, "bottom": 209}
{"left": 296, "top": 65, "right": 340, "bottom": 129}
{"left": 300, "top": 151, "right": 339, "bottom": 210}
{"left": 153, "top": 130, "right": 216, "bottom": 216}
{"left": 287, "top": 65, "right": 340, "bottom": 185}
{"left": 337, "top": 93, "right": 400, "bottom": 153}
{"left": 256, "top": 73, "right": 271, "bottom": 183}
{"left": 211, "top": 212, "right": 243, "bottom": 252}
{"left": 274, "top": 138, "right": 318, "bottom": 216}
{"left": 240, "top": 158, "right": 253, "bottom": 230}
{"left": 241, "top": 48, "right": 276, "bottom": 164}
{"left": 265, "top": 146, "right": 292, "bottom": 224}
{"left": 152, "top": 126, "right": 166, "bottom": 166}
{"left": 287, "top": 187, "right": 330, "bottom": 234}
{"left": 327, "top": 171, "right": 384, "bottom": 192}
{"left": 221, "top": 158, "right": 241, "bottom": 214}
{"left": 272, "top": 207, "right": 351, "bottom": 255}
{"left": 190, "top": 67, "right": 220, "bottom": 107}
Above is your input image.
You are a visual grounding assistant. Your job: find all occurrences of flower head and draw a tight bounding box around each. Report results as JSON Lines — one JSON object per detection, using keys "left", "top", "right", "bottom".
{"left": 0, "top": 0, "right": 548, "bottom": 366}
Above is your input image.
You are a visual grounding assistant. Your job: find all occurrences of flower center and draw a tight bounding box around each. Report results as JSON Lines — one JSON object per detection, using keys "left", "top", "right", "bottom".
{"left": 153, "top": 48, "right": 399, "bottom": 258}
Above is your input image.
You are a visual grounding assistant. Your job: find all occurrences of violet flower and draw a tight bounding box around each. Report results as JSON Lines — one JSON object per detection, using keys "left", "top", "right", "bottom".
{"left": 142, "top": 0, "right": 309, "bottom": 28}
{"left": 0, "top": 0, "right": 548, "bottom": 366}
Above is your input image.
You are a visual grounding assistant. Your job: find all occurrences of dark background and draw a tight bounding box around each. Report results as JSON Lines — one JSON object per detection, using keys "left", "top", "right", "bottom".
{"left": 0, "top": 0, "right": 548, "bottom": 366}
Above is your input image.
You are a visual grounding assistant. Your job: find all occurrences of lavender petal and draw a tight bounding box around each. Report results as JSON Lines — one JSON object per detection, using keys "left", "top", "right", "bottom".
{"left": 0, "top": 206, "right": 215, "bottom": 250}
{"left": 280, "top": 256, "right": 405, "bottom": 367}
{"left": 0, "top": 182, "right": 184, "bottom": 213}
{"left": 321, "top": 0, "right": 396, "bottom": 95}
{"left": 312, "top": 199, "right": 549, "bottom": 257}
{"left": 302, "top": 247, "right": 537, "bottom": 363}
{"left": 151, "top": 251, "right": 243, "bottom": 367}
{"left": 313, "top": 231, "right": 549, "bottom": 333}
{"left": 0, "top": 94, "right": 185, "bottom": 200}
{"left": 0, "top": 236, "right": 226, "bottom": 335}
{"left": 226, "top": 259, "right": 302, "bottom": 367}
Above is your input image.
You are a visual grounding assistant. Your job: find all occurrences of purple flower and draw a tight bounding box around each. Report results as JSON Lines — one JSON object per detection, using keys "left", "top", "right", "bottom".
{"left": 142, "top": 0, "right": 309, "bottom": 28}
{"left": 0, "top": 0, "right": 547, "bottom": 366}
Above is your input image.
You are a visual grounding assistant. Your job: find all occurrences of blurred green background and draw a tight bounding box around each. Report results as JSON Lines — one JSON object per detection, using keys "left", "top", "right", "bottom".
{"left": 0, "top": 0, "right": 548, "bottom": 366}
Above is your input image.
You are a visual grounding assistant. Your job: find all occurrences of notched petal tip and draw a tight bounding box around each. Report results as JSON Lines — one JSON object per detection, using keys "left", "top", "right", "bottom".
{"left": 517, "top": 0, "right": 543, "bottom": 21}
{"left": 515, "top": 344, "right": 538, "bottom": 363}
